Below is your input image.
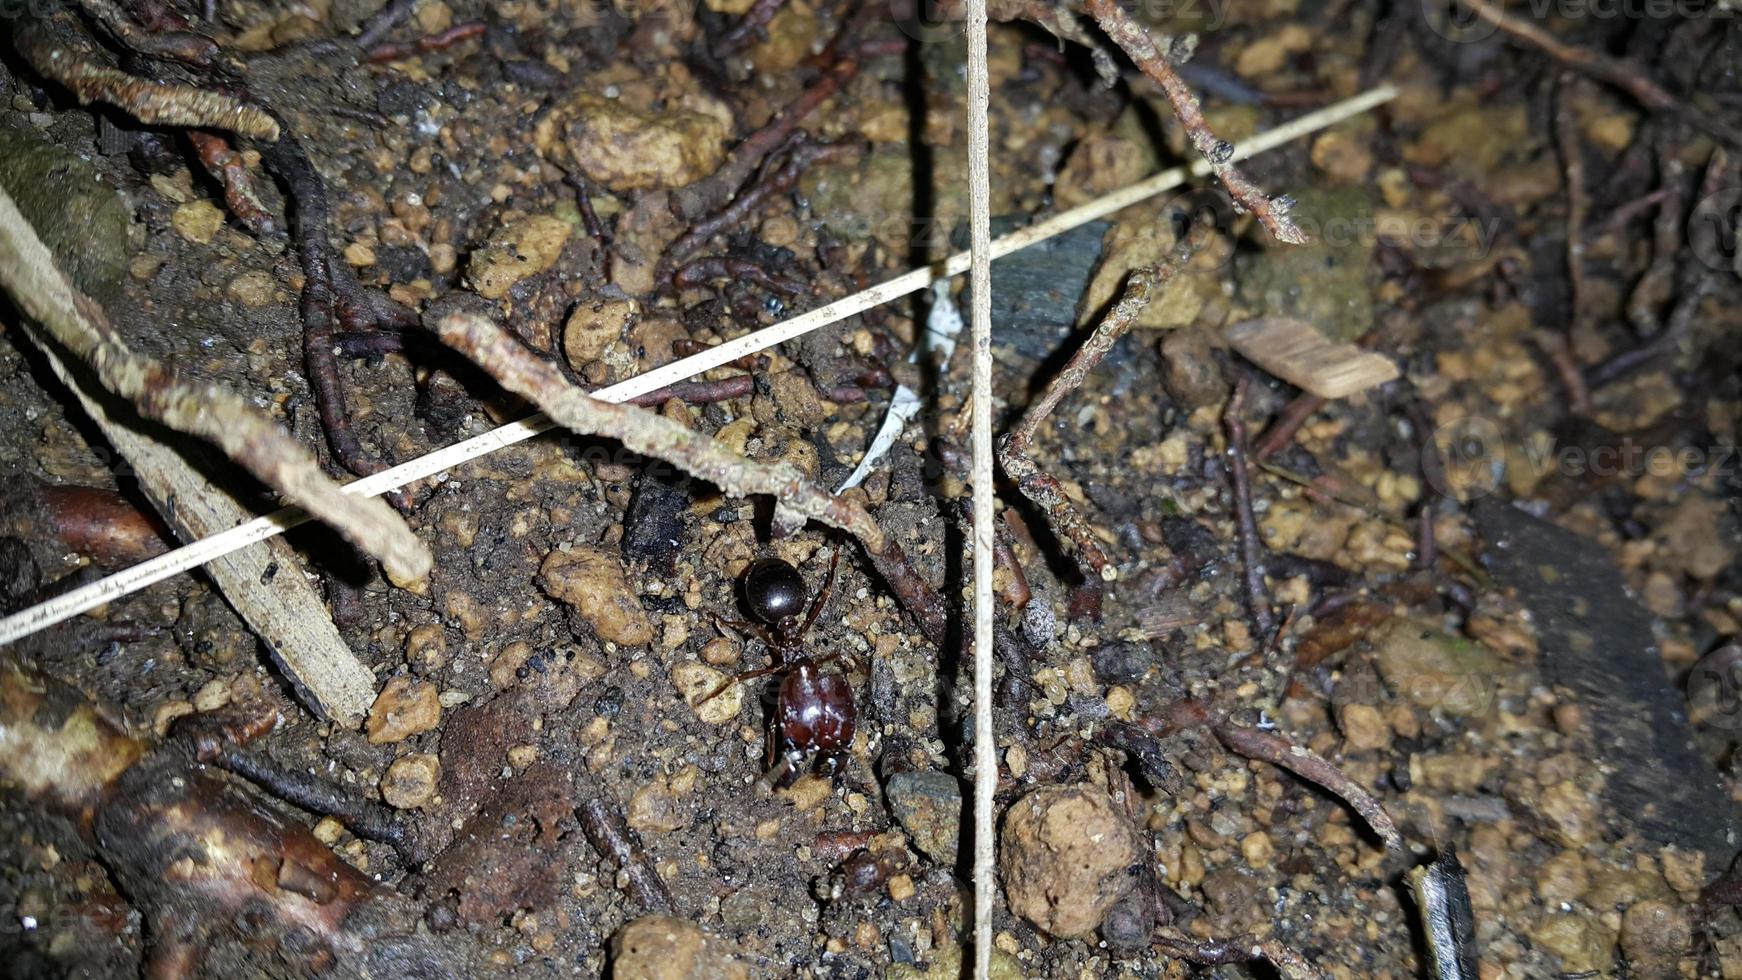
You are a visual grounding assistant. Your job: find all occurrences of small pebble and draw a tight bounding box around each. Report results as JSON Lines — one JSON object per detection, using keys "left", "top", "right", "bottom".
{"left": 380, "top": 752, "right": 440, "bottom": 808}
{"left": 366, "top": 675, "right": 442, "bottom": 744}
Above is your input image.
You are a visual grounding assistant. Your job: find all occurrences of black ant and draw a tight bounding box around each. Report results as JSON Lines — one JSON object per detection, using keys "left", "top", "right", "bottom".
{"left": 707, "top": 546, "right": 857, "bottom": 790}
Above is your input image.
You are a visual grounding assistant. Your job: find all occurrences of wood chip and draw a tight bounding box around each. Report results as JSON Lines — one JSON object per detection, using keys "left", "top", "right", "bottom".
{"left": 1226, "top": 316, "right": 1399, "bottom": 399}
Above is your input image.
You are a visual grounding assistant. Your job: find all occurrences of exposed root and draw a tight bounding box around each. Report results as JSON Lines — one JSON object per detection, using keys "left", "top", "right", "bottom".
{"left": 1212, "top": 721, "right": 1403, "bottom": 851}
{"left": 670, "top": 10, "right": 873, "bottom": 221}
{"left": 662, "top": 134, "right": 859, "bottom": 282}
{"left": 0, "top": 660, "right": 477, "bottom": 977}
{"left": 73, "top": 0, "right": 217, "bottom": 65}
{"left": 714, "top": 0, "right": 787, "bottom": 56}
{"left": 1460, "top": 0, "right": 1742, "bottom": 149}
{"left": 999, "top": 226, "right": 1206, "bottom": 584}
{"left": 1081, "top": 0, "right": 1307, "bottom": 244}
{"left": 0, "top": 186, "right": 431, "bottom": 584}
{"left": 260, "top": 130, "right": 416, "bottom": 484}
{"left": 188, "top": 131, "right": 278, "bottom": 238}
{"left": 15, "top": 24, "right": 278, "bottom": 140}
{"left": 1224, "top": 376, "right": 1277, "bottom": 637}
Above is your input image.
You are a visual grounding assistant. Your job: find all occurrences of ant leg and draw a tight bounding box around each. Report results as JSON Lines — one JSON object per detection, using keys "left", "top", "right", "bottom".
{"left": 757, "top": 745, "right": 815, "bottom": 794}
{"left": 711, "top": 611, "right": 776, "bottom": 648}
{"left": 798, "top": 541, "right": 842, "bottom": 637}
{"left": 696, "top": 661, "right": 784, "bottom": 704}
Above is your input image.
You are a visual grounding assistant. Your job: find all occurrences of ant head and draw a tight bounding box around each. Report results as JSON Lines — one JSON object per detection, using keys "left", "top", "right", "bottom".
{"left": 743, "top": 558, "right": 806, "bottom": 630}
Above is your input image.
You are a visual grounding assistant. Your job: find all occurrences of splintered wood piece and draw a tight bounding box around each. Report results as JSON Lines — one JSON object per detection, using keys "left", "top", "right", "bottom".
{"left": 1225, "top": 317, "right": 1399, "bottom": 399}
{"left": 28, "top": 337, "right": 380, "bottom": 725}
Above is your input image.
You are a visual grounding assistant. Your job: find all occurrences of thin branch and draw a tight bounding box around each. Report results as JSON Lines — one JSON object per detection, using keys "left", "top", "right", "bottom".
{"left": 427, "top": 304, "right": 887, "bottom": 551}
{"left": 0, "top": 186, "right": 430, "bottom": 585}
{"left": 1154, "top": 930, "right": 1331, "bottom": 980}
{"left": 1082, "top": 0, "right": 1306, "bottom": 243}
{"left": 1000, "top": 226, "right": 1206, "bottom": 583}
{"left": 1552, "top": 73, "right": 1590, "bottom": 412}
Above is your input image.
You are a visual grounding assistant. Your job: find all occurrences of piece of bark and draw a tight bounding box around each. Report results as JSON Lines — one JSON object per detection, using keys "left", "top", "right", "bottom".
{"left": 1475, "top": 502, "right": 1736, "bottom": 862}
{"left": 27, "top": 339, "right": 379, "bottom": 725}
{"left": 1226, "top": 317, "right": 1398, "bottom": 399}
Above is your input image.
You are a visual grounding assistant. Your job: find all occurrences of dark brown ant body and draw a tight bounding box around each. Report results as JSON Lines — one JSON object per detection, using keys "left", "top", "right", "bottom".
{"left": 711, "top": 548, "right": 856, "bottom": 789}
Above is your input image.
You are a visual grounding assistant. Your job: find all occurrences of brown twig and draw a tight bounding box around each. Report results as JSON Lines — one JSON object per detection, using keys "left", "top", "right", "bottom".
{"left": 1626, "top": 135, "right": 1687, "bottom": 336}
{"left": 1253, "top": 392, "right": 1325, "bottom": 460}
{"left": 365, "top": 21, "right": 486, "bottom": 63}
{"left": 662, "top": 135, "right": 858, "bottom": 282}
{"left": 1223, "top": 376, "right": 1277, "bottom": 637}
{"left": 1154, "top": 931, "right": 1331, "bottom": 980}
{"left": 15, "top": 26, "right": 278, "bottom": 140}
{"left": 670, "top": 9, "right": 873, "bottom": 221}
{"left": 1587, "top": 147, "right": 1728, "bottom": 388}
{"left": 568, "top": 175, "right": 608, "bottom": 248}
{"left": 354, "top": 0, "right": 419, "bottom": 49}
{"left": 260, "top": 131, "right": 412, "bottom": 484}
{"left": 673, "top": 256, "right": 808, "bottom": 296}
{"left": 625, "top": 374, "right": 755, "bottom": 407}
{"left": 176, "top": 712, "right": 426, "bottom": 864}
{"left": 1461, "top": 0, "right": 1742, "bottom": 149}
{"left": 1081, "top": 0, "right": 1306, "bottom": 244}
{"left": 1000, "top": 226, "right": 1206, "bottom": 584}
{"left": 1533, "top": 328, "right": 1591, "bottom": 413}
{"left": 1211, "top": 722, "right": 1403, "bottom": 850}
{"left": 0, "top": 185, "right": 430, "bottom": 583}
{"left": 713, "top": 0, "right": 787, "bottom": 56}
{"left": 187, "top": 131, "right": 278, "bottom": 238}
{"left": 578, "top": 797, "right": 677, "bottom": 914}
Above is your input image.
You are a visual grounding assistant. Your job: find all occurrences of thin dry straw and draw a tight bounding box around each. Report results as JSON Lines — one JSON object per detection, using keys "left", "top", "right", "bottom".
{"left": 0, "top": 84, "right": 1397, "bottom": 647}
{"left": 963, "top": 0, "right": 997, "bottom": 974}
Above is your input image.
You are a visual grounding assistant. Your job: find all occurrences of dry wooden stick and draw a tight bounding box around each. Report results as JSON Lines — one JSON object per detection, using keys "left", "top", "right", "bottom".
{"left": 0, "top": 187, "right": 430, "bottom": 586}
{"left": 1081, "top": 0, "right": 1306, "bottom": 244}
{"left": 428, "top": 304, "right": 886, "bottom": 551}
{"left": 966, "top": 0, "right": 998, "bottom": 970}
{"left": 1461, "top": 0, "right": 1742, "bottom": 149}
{"left": 1000, "top": 225, "right": 1207, "bottom": 583}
